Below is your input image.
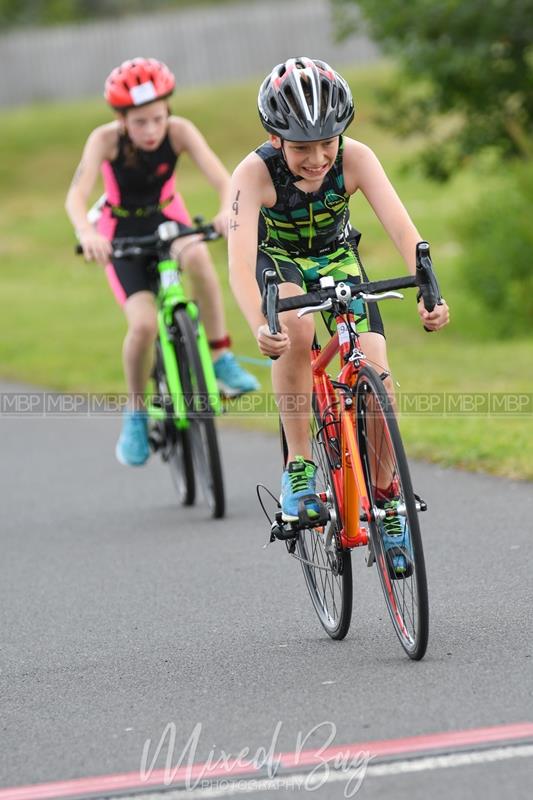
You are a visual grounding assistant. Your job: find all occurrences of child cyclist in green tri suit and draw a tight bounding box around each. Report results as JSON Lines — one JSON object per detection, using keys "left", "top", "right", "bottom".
{"left": 66, "top": 57, "right": 258, "bottom": 467}
{"left": 228, "top": 57, "right": 449, "bottom": 577}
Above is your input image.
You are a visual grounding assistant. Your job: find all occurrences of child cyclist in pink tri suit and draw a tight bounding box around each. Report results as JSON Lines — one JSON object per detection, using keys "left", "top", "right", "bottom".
{"left": 228, "top": 57, "right": 449, "bottom": 578}
{"left": 66, "top": 57, "right": 258, "bottom": 467}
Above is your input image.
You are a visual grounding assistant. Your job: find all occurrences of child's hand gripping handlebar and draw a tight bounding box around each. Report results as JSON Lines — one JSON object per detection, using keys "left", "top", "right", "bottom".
{"left": 415, "top": 241, "right": 443, "bottom": 332}
{"left": 261, "top": 269, "right": 282, "bottom": 361}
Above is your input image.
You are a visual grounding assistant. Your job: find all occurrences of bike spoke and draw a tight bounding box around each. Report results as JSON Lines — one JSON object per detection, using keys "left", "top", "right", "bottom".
{"left": 291, "top": 400, "right": 352, "bottom": 640}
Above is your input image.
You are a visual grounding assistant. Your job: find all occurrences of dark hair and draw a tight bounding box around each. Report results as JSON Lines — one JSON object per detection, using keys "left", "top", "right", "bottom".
{"left": 122, "top": 132, "right": 139, "bottom": 169}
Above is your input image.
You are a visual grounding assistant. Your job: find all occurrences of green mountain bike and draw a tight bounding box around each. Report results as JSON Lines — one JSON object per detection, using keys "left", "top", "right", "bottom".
{"left": 108, "top": 219, "right": 225, "bottom": 518}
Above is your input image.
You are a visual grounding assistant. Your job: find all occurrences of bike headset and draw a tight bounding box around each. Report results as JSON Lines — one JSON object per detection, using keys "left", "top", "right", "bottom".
{"left": 257, "top": 57, "right": 355, "bottom": 182}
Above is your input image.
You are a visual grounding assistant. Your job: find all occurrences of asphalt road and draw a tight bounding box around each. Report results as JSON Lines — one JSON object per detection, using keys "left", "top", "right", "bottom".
{"left": 1, "top": 385, "right": 532, "bottom": 798}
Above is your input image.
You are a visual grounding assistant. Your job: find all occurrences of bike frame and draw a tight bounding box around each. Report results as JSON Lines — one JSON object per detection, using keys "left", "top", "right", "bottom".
{"left": 311, "top": 309, "right": 374, "bottom": 550}
{"left": 146, "top": 254, "right": 222, "bottom": 427}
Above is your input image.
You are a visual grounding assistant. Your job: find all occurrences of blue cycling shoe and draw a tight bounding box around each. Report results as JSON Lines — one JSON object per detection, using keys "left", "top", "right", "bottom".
{"left": 214, "top": 352, "right": 260, "bottom": 397}
{"left": 115, "top": 410, "right": 149, "bottom": 467}
{"left": 377, "top": 498, "right": 413, "bottom": 579}
{"left": 281, "top": 456, "right": 320, "bottom": 522}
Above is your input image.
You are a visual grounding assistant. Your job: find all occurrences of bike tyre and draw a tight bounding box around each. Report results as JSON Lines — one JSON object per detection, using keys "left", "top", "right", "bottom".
{"left": 153, "top": 339, "right": 195, "bottom": 506}
{"left": 355, "top": 365, "right": 429, "bottom": 660}
{"left": 173, "top": 308, "right": 225, "bottom": 519}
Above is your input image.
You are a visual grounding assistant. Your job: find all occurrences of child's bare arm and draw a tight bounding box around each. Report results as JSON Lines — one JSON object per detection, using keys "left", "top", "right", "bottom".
{"left": 228, "top": 156, "right": 290, "bottom": 357}
{"left": 65, "top": 126, "right": 114, "bottom": 263}
{"left": 170, "top": 117, "right": 231, "bottom": 234}
{"left": 344, "top": 138, "right": 449, "bottom": 330}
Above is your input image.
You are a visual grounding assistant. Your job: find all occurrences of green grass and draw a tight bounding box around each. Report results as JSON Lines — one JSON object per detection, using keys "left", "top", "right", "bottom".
{"left": 1, "top": 63, "right": 531, "bottom": 479}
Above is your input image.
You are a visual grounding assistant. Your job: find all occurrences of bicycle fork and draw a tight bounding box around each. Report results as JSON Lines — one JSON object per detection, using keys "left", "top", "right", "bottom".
{"left": 151, "top": 301, "right": 222, "bottom": 427}
{"left": 155, "top": 309, "right": 189, "bottom": 429}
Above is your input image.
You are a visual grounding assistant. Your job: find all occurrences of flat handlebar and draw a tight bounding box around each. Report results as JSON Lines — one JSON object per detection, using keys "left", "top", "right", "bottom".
{"left": 276, "top": 275, "right": 418, "bottom": 317}
{"left": 75, "top": 218, "right": 220, "bottom": 257}
{"left": 262, "top": 241, "right": 443, "bottom": 355}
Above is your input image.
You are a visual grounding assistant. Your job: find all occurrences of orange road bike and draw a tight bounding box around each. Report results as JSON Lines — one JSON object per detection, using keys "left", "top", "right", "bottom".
{"left": 258, "top": 242, "right": 442, "bottom": 660}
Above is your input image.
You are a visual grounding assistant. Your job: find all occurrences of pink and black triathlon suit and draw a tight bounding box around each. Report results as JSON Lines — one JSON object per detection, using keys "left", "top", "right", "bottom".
{"left": 97, "top": 131, "right": 192, "bottom": 305}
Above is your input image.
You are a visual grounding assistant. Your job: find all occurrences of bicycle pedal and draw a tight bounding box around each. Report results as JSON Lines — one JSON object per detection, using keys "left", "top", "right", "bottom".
{"left": 296, "top": 495, "right": 330, "bottom": 529}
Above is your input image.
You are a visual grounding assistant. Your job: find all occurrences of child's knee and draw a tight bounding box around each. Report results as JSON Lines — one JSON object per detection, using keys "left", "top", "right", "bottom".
{"left": 180, "top": 242, "right": 211, "bottom": 272}
{"left": 128, "top": 315, "right": 158, "bottom": 343}
{"left": 286, "top": 314, "right": 314, "bottom": 351}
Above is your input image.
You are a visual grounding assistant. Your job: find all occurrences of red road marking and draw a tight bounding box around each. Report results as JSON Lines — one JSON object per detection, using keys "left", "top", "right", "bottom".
{"left": 1, "top": 722, "right": 532, "bottom": 800}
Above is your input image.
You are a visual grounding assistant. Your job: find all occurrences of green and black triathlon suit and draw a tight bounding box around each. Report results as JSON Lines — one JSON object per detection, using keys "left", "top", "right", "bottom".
{"left": 255, "top": 137, "right": 384, "bottom": 336}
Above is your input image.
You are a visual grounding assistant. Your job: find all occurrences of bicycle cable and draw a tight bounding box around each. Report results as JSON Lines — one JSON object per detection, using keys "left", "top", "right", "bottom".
{"left": 255, "top": 483, "right": 279, "bottom": 525}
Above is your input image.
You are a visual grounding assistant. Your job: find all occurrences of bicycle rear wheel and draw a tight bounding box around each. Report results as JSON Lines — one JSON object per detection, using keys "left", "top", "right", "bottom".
{"left": 355, "top": 365, "right": 429, "bottom": 660}
{"left": 173, "top": 308, "right": 225, "bottom": 519}
{"left": 282, "top": 394, "right": 352, "bottom": 640}
{"left": 152, "top": 340, "right": 195, "bottom": 506}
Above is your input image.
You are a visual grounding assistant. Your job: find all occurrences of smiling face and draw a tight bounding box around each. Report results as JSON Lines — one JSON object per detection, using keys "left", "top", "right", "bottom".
{"left": 270, "top": 134, "right": 339, "bottom": 185}
{"left": 121, "top": 99, "right": 169, "bottom": 151}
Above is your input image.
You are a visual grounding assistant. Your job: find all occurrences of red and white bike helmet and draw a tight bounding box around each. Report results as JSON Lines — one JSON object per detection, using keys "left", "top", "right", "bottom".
{"left": 104, "top": 57, "right": 175, "bottom": 110}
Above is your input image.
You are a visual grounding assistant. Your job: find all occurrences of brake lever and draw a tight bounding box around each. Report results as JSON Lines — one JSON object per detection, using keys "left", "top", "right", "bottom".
{"left": 360, "top": 291, "right": 404, "bottom": 303}
{"left": 203, "top": 229, "right": 220, "bottom": 241}
{"left": 296, "top": 298, "right": 333, "bottom": 318}
{"left": 113, "top": 246, "right": 143, "bottom": 258}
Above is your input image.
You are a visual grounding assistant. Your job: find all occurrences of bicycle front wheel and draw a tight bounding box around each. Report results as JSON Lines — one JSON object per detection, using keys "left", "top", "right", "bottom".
{"left": 173, "top": 308, "right": 225, "bottom": 519}
{"left": 286, "top": 395, "right": 352, "bottom": 640}
{"left": 152, "top": 340, "right": 195, "bottom": 506}
{"left": 355, "top": 366, "right": 429, "bottom": 660}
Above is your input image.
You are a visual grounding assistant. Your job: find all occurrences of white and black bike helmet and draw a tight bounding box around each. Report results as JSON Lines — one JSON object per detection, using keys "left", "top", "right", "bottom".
{"left": 257, "top": 57, "right": 354, "bottom": 141}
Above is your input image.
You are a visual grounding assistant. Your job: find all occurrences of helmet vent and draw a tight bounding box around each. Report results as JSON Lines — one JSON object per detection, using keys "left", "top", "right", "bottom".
{"left": 284, "top": 86, "right": 298, "bottom": 116}
{"left": 320, "top": 79, "right": 331, "bottom": 111}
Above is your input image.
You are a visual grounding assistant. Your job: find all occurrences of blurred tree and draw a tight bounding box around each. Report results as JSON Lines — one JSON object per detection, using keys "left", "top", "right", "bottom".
{"left": 455, "top": 159, "right": 533, "bottom": 336}
{"left": 333, "top": 0, "right": 533, "bottom": 180}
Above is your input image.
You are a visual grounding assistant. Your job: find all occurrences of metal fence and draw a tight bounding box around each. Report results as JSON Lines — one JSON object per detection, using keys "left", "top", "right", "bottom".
{"left": 0, "top": 0, "right": 378, "bottom": 106}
